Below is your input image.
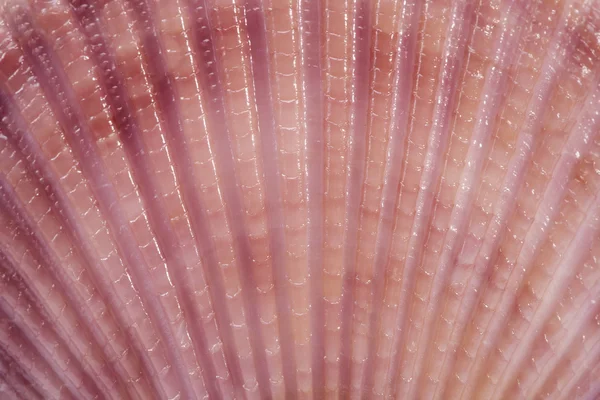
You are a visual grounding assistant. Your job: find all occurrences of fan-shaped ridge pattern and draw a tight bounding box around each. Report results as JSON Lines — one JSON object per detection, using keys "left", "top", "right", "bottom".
{"left": 0, "top": 0, "right": 600, "bottom": 399}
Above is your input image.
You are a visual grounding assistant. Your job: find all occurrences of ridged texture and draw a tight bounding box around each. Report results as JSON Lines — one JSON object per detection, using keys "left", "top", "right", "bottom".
{"left": 0, "top": 0, "right": 599, "bottom": 399}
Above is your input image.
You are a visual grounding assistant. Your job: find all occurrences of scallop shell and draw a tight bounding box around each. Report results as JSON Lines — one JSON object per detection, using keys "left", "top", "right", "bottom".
{"left": 0, "top": 0, "right": 599, "bottom": 399}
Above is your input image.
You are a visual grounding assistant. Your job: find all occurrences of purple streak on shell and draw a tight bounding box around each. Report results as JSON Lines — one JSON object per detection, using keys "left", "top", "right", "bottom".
{"left": 491, "top": 139, "right": 600, "bottom": 399}
{"left": 0, "top": 0, "right": 599, "bottom": 397}
{"left": 527, "top": 188, "right": 600, "bottom": 398}
{"left": 527, "top": 266, "right": 600, "bottom": 398}
{"left": 410, "top": 0, "right": 530, "bottom": 396}
{"left": 0, "top": 306, "right": 83, "bottom": 399}
{"left": 0, "top": 339, "right": 48, "bottom": 399}
{"left": 0, "top": 350, "right": 44, "bottom": 400}
{"left": 184, "top": 0, "right": 273, "bottom": 397}
{"left": 3, "top": 7, "right": 197, "bottom": 398}
{"left": 488, "top": 69, "right": 600, "bottom": 399}
{"left": 0, "top": 81, "right": 159, "bottom": 400}
{"left": 338, "top": 0, "right": 372, "bottom": 397}
{"left": 387, "top": 0, "right": 477, "bottom": 397}
{"left": 431, "top": 1, "right": 540, "bottom": 397}
{"left": 244, "top": 1, "right": 299, "bottom": 397}
{"left": 0, "top": 176, "right": 129, "bottom": 398}
{"left": 66, "top": 0, "right": 225, "bottom": 397}
{"left": 0, "top": 355, "right": 41, "bottom": 400}
{"left": 360, "top": 0, "right": 422, "bottom": 397}
{"left": 493, "top": 186, "right": 600, "bottom": 400}
{"left": 0, "top": 246, "right": 104, "bottom": 399}
{"left": 0, "top": 352, "right": 44, "bottom": 400}
{"left": 458, "top": 2, "right": 591, "bottom": 397}
{"left": 94, "top": 0, "right": 253, "bottom": 395}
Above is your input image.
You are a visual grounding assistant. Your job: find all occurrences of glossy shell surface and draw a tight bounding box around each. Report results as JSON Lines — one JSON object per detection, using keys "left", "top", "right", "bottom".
{"left": 0, "top": 0, "right": 600, "bottom": 399}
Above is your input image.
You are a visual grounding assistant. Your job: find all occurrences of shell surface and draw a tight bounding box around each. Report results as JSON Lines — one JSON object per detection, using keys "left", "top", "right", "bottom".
{"left": 0, "top": 0, "right": 599, "bottom": 399}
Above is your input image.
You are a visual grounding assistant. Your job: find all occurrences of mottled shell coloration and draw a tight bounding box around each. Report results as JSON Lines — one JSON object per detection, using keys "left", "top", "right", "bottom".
{"left": 0, "top": 0, "right": 599, "bottom": 399}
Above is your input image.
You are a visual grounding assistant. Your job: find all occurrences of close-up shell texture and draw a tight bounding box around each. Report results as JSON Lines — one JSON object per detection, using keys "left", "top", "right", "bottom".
{"left": 1, "top": 0, "right": 600, "bottom": 398}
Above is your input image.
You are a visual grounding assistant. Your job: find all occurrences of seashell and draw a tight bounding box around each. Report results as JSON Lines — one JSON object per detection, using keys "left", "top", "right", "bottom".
{"left": 0, "top": 0, "right": 599, "bottom": 399}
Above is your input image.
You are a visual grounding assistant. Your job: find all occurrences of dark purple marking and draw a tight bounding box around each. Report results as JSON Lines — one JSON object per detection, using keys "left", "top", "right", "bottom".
{"left": 244, "top": 0, "right": 298, "bottom": 397}
{"left": 338, "top": 0, "right": 372, "bottom": 397}
{"left": 0, "top": 84, "right": 161, "bottom": 400}
{"left": 67, "top": 1, "right": 222, "bottom": 397}
{"left": 110, "top": 0, "right": 266, "bottom": 396}
{"left": 3, "top": 8, "right": 196, "bottom": 399}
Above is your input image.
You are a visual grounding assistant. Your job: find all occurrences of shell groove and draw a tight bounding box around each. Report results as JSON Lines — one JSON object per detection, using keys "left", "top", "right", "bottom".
{"left": 0, "top": 0, "right": 599, "bottom": 399}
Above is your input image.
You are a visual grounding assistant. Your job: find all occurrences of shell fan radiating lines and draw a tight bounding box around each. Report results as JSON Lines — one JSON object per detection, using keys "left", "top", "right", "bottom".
{"left": 0, "top": 0, "right": 600, "bottom": 399}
